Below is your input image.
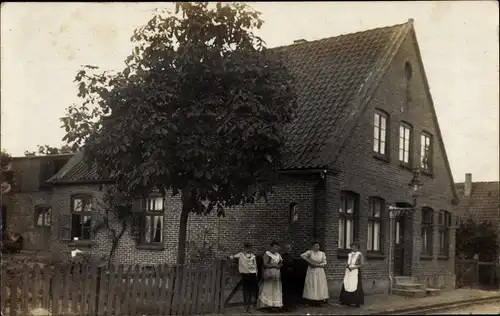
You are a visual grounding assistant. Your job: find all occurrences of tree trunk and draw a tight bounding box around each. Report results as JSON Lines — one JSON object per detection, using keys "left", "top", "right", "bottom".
{"left": 177, "top": 191, "right": 190, "bottom": 265}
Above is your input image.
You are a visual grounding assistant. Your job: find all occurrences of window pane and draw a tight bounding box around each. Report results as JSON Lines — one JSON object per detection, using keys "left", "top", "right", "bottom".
{"left": 399, "top": 126, "right": 404, "bottom": 138}
{"left": 153, "top": 216, "right": 163, "bottom": 242}
{"left": 395, "top": 221, "right": 400, "bottom": 244}
{"left": 399, "top": 148, "right": 404, "bottom": 161}
{"left": 37, "top": 213, "right": 44, "bottom": 226}
{"left": 154, "top": 197, "right": 163, "bottom": 211}
{"left": 405, "top": 127, "right": 410, "bottom": 139}
{"left": 71, "top": 214, "right": 82, "bottom": 239}
{"left": 381, "top": 116, "right": 386, "bottom": 130}
{"left": 374, "top": 201, "right": 381, "bottom": 217}
{"left": 339, "top": 195, "right": 345, "bottom": 213}
{"left": 346, "top": 219, "right": 353, "bottom": 248}
{"left": 83, "top": 200, "right": 92, "bottom": 212}
{"left": 373, "top": 136, "right": 379, "bottom": 153}
{"left": 73, "top": 199, "right": 82, "bottom": 212}
{"left": 338, "top": 218, "right": 345, "bottom": 248}
{"left": 145, "top": 216, "right": 152, "bottom": 243}
{"left": 82, "top": 227, "right": 91, "bottom": 240}
{"left": 380, "top": 141, "right": 386, "bottom": 155}
{"left": 367, "top": 222, "right": 373, "bottom": 250}
{"left": 346, "top": 198, "right": 354, "bottom": 214}
{"left": 422, "top": 228, "right": 427, "bottom": 251}
{"left": 45, "top": 209, "right": 51, "bottom": 226}
{"left": 374, "top": 113, "right": 380, "bottom": 127}
{"left": 374, "top": 222, "right": 381, "bottom": 251}
{"left": 82, "top": 216, "right": 91, "bottom": 227}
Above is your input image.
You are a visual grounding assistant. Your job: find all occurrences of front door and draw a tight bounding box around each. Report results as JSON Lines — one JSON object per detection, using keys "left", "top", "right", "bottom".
{"left": 393, "top": 215, "right": 405, "bottom": 276}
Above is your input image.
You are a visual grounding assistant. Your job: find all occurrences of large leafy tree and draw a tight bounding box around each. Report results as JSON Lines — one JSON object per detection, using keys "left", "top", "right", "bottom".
{"left": 61, "top": 2, "right": 297, "bottom": 264}
{"left": 456, "top": 218, "right": 498, "bottom": 261}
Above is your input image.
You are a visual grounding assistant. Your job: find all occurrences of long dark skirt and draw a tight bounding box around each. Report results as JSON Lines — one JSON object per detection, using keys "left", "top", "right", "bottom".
{"left": 339, "top": 269, "right": 364, "bottom": 306}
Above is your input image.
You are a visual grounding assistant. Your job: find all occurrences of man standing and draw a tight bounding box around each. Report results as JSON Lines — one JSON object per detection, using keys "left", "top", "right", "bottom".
{"left": 281, "top": 244, "right": 298, "bottom": 312}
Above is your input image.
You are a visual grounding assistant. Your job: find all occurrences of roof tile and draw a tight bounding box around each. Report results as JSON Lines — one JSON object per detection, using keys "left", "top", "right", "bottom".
{"left": 50, "top": 21, "right": 410, "bottom": 183}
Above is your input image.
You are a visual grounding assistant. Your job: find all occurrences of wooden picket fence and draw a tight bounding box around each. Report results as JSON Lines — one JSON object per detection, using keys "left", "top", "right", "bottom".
{"left": 0, "top": 261, "right": 226, "bottom": 316}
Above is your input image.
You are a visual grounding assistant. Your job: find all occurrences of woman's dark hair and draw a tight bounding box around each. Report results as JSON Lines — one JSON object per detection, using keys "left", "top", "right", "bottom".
{"left": 270, "top": 240, "right": 280, "bottom": 247}
{"left": 351, "top": 241, "right": 360, "bottom": 248}
{"left": 311, "top": 241, "right": 320, "bottom": 246}
{"left": 243, "top": 242, "right": 252, "bottom": 248}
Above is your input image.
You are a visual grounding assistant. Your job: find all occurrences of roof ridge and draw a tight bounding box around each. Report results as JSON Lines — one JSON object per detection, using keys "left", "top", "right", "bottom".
{"left": 270, "top": 20, "right": 410, "bottom": 51}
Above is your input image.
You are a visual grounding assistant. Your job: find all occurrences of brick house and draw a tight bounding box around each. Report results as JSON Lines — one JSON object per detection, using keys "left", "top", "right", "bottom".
{"left": 47, "top": 19, "right": 459, "bottom": 295}
{"left": 455, "top": 173, "right": 500, "bottom": 260}
{"left": 1, "top": 154, "right": 71, "bottom": 251}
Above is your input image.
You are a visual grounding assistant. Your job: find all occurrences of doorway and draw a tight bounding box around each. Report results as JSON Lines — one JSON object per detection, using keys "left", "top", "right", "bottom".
{"left": 393, "top": 214, "right": 405, "bottom": 276}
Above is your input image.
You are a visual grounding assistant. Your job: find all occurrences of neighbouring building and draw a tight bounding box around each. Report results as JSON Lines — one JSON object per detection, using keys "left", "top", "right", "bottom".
{"left": 1, "top": 154, "right": 71, "bottom": 251}
{"left": 455, "top": 173, "right": 500, "bottom": 260}
{"left": 41, "top": 19, "right": 459, "bottom": 296}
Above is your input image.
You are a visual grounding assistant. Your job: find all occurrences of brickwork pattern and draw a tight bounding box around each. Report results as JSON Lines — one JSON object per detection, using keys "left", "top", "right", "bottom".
{"left": 320, "top": 31, "right": 456, "bottom": 294}
{"left": 49, "top": 178, "right": 319, "bottom": 266}
{"left": 46, "top": 26, "right": 458, "bottom": 298}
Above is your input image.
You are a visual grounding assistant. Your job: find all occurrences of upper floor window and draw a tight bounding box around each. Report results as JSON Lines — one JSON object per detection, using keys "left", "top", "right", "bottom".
{"left": 338, "top": 191, "right": 359, "bottom": 250}
{"left": 420, "top": 133, "right": 432, "bottom": 171}
{"left": 140, "top": 194, "right": 165, "bottom": 245}
{"left": 34, "top": 205, "right": 51, "bottom": 227}
{"left": 421, "top": 207, "right": 434, "bottom": 256}
{"left": 60, "top": 194, "right": 93, "bottom": 241}
{"left": 399, "top": 123, "right": 412, "bottom": 164}
{"left": 438, "top": 210, "right": 451, "bottom": 257}
{"left": 373, "top": 110, "right": 388, "bottom": 156}
{"left": 367, "top": 197, "right": 384, "bottom": 252}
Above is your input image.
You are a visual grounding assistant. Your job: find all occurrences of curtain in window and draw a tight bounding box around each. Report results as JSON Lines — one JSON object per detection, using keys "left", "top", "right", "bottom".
{"left": 153, "top": 216, "right": 163, "bottom": 242}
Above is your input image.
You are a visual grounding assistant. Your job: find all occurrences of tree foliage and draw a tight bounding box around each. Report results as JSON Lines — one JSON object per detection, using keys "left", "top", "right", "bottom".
{"left": 456, "top": 218, "right": 498, "bottom": 260}
{"left": 24, "top": 144, "right": 74, "bottom": 156}
{"left": 1, "top": 150, "right": 14, "bottom": 195}
{"left": 60, "top": 2, "right": 297, "bottom": 264}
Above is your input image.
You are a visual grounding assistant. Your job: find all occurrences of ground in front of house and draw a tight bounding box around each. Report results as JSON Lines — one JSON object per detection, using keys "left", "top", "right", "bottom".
{"left": 222, "top": 289, "right": 500, "bottom": 315}
{"left": 432, "top": 301, "right": 500, "bottom": 315}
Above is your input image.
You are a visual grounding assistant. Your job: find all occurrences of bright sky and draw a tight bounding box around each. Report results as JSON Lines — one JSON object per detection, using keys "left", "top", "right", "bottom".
{"left": 1, "top": 2, "right": 498, "bottom": 182}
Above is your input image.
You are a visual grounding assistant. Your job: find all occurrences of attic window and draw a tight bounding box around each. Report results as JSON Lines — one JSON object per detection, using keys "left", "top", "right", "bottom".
{"left": 404, "top": 62, "right": 413, "bottom": 80}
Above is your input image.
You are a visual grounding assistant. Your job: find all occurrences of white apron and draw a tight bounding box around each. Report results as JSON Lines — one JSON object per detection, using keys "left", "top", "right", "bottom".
{"left": 343, "top": 251, "right": 361, "bottom": 292}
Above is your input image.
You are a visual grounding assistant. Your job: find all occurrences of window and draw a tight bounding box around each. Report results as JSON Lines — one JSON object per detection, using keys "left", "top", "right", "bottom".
{"left": 70, "top": 195, "right": 93, "bottom": 241}
{"left": 421, "top": 207, "right": 434, "bottom": 255}
{"left": 404, "top": 62, "right": 413, "bottom": 80}
{"left": 420, "top": 133, "right": 432, "bottom": 171}
{"left": 140, "top": 195, "right": 164, "bottom": 244}
{"left": 438, "top": 210, "right": 451, "bottom": 256}
{"left": 373, "top": 110, "right": 388, "bottom": 156}
{"left": 34, "top": 205, "right": 51, "bottom": 227}
{"left": 289, "top": 202, "right": 299, "bottom": 225}
{"left": 367, "top": 198, "right": 383, "bottom": 252}
{"left": 399, "top": 123, "right": 412, "bottom": 164}
{"left": 338, "top": 191, "right": 359, "bottom": 249}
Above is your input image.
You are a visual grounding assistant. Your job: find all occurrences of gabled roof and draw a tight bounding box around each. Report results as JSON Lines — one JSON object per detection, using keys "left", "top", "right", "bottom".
{"left": 51, "top": 18, "right": 471, "bottom": 201}
{"left": 49, "top": 20, "right": 414, "bottom": 184}
{"left": 455, "top": 181, "right": 500, "bottom": 216}
{"left": 278, "top": 21, "right": 412, "bottom": 168}
{"left": 47, "top": 150, "right": 102, "bottom": 184}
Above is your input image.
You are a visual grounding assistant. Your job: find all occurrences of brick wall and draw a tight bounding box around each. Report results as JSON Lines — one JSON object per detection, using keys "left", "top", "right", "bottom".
{"left": 318, "top": 30, "right": 457, "bottom": 295}
{"left": 3, "top": 191, "right": 52, "bottom": 250}
{"left": 2, "top": 156, "right": 69, "bottom": 251}
{"left": 49, "top": 177, "right": 319, "bottom": 266}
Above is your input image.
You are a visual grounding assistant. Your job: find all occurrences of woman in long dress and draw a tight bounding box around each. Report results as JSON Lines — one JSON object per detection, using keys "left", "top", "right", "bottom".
{"left": 339, "top": 242, "right": 365, "bottom": 307}
{"left": 300, "top": 241, "right": 329, "bottom": 306}
{"left": 258, "top": 241, "right": 283, "bottom": 312}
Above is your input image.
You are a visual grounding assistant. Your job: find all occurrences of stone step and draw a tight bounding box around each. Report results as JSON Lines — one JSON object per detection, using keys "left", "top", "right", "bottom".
{"left": 395, "top": 282, "right": 426, "bottom": 290}
{"left": 392, "top": 288, "right": 427, "bottom": 298}
{"left": 394, "top": 276, "right": 414, "bottom": 283}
